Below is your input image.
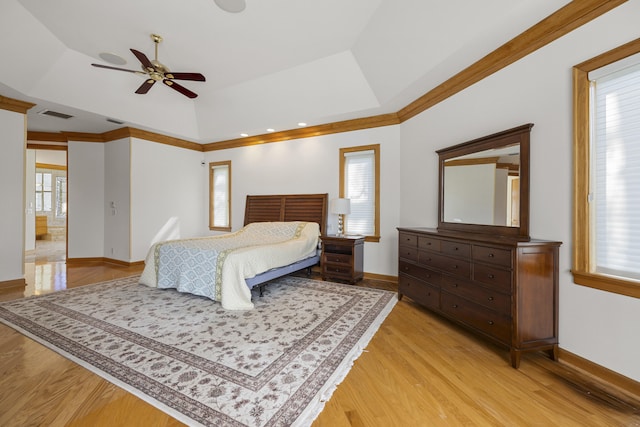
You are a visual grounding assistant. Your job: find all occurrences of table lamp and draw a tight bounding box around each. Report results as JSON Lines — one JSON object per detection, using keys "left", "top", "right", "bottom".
{"left": 330, "top": 198, "right": 351, "bottom": 236}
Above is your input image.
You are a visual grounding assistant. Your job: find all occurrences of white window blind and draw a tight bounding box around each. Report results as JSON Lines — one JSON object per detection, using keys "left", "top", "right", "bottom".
{"left": 212, "top": 164, "right": 229, "bottom": 228}
{"left": 591, "top": 61, "right": 640, "bottom": 281}
{"left": 35, "top": 172, "right": 52, "bottom": 212}
{"left": 344, "top": 150, "right": 375, "bottom": 235}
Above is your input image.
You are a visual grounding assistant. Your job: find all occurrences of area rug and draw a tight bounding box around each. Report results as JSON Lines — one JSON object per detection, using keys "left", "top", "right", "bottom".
{"left": 0, "top": 275, "right": 396, "bottom": 427}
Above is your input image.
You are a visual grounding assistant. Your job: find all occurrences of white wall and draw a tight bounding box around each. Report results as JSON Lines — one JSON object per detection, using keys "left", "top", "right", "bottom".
{"left": 400, "top": 1, "right": 640, "bottom": 381}
{"left": 35, "top": 149, "right": 66, "bottom": 165}
{"left": 130, "top": 138, "right": 207, "bottom": 261}
{"left": 104, "top": 138, "right": 130, "bottom": 262}
{"left": 67, "top": 141, "right": 105, "bottom": 258}
{"left": 0, "top": 109, "right": 25, "bottom": 282}
{"left": 204, "top": 125, "right": 402, "bottom": 277}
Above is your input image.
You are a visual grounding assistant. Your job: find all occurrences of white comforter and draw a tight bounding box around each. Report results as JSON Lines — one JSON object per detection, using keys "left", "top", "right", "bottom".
{"left": 139, "top": 221, "right": 319, "bottom": 310}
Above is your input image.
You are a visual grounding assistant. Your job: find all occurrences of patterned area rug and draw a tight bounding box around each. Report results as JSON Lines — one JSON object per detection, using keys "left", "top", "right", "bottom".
{"left": 0, "top": 275, "right": 396, "bottom": 426}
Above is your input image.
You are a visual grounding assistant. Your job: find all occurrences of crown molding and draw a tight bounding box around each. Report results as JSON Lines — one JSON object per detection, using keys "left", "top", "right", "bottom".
{"left": 206, "top": 0, "right": 627, "bottom": 150}
{"left": 28, "top": 127, "right": 203, "bottom": 151}
{"left": 14, "top": 0, "right": 629, "bottom": 152}
{"left": 203, "top": 113, "right": 400, "bottom": 152}
{"left": 0, "top": 95, "right": 35, "bottom": 114}
{"left": 27, "top": 131, "right": 68, "bottom": 143}
{"left": 27, "top": 143, "right": 67, "bottom": 151}
{"left": 125, "top": 128, "right": 204, "bottom": 151}
{"left": 397, "top": 0, "right": 628, "bottom": 122}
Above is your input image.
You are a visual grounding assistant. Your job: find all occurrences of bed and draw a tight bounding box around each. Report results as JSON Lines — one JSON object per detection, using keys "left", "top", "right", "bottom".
{"left": 139, "top": 193, "right": 327, "bottom": 310}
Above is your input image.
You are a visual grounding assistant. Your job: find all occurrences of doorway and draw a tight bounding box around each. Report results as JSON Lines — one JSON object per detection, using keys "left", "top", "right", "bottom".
{"left": 26, "top": 148, "right": 67, "bottom": 264}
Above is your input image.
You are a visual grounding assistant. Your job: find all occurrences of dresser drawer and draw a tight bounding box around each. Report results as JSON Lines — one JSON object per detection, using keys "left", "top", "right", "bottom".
{"left": 399, "top": 232, "right": 418, "bottom": 247}
{"left": 399, "top": 261, "right": 441, "bottom": 285}
{"left": 441, "top": 275, "right": 511, "bottom": 315}
{"left": 399, "top": 246, "right": 419, "bottom": 262}
{"left": 399, "top": 275, "right": 440, "bottom": 310}
{"left": 322, "top": 252, "right": 352, "bottom": 265}
{"left": 473, "top": 245, "right": 512, "bottom": 268}
{"left": 441, "top": 240, "right": 471, "bottom": 258}
{"left": 473, "top": 264, "right": 512, "bottom": 291}
{"left": 420, "top": 252, "right": 471, "bottom": 278}
{"left": 441, "top": 292, "right": 511, "bottom": 343}
{"left": 322, "top": 264, "right": 353, "bottom": 279}
{"left": 418, "top": 236, "right": 441, "bottom": 251}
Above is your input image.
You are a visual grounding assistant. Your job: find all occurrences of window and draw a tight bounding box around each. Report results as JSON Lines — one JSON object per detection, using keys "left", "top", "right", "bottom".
{"left": 209, "top": 161, "right": 232, "bottom": 231}
{"left": 35, "top": 172, "right": 52, "bottom": 212}
{"left": 573, "top": 39, "right": 640, "bottom": 298}
{"left": 339, "top": 144, "right": 380, "bottom": 242}
{"left": 55, "top": 176, "right": 67, "bottom": 218}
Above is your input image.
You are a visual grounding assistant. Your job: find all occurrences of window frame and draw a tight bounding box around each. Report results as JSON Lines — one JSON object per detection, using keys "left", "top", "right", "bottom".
{"left": 35, "top": 172, "right": 52, "bottom": 213}
{"left": 209, "top": 160, "right": 232, "bottom": 232}
{"left": 573, "top": 38, "right": 640, "bottom": 299}
{"left": 339, "top": 144, "right": 380, "bottom": 242}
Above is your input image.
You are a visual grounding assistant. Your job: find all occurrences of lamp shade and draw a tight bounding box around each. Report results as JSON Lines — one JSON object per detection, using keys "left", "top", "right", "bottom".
{"left": 330, "top": 198, "right": 351, "bottom": 215}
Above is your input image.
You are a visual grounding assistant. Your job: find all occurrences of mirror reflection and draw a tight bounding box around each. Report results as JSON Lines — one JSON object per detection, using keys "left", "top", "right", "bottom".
{"left": 443, "top": 143, "right": 520, "bottom": 227}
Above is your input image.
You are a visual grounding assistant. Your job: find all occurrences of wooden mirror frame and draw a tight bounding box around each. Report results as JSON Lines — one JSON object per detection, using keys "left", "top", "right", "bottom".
{"left": 436, "top": 123, "right": 532, "bottom": 239}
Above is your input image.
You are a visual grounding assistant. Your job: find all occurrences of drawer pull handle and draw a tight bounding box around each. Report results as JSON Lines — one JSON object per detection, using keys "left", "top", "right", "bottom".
{"left": 488, "top": 253, "right": 495, "bottom": 258}
{"left": 488, "top": 274, "right": 495, "bottom": 279}
{"left": 453, "top": 283, "right": 458, "bottom": 287}
{"left": 487, "top": 296, "right": 494, "bottom": 301}
{"left": 488, "top": 320, "right": 494, "bottom": 325}
{"left": 426, "top": 242, "right": 431, "bottom": 246}
{"left": 454, "top": 247, "right": 459, "bottom": 251}
{"left": 426, "top": 274, "right": 431, "bottom": 278}
{"left": 452, "top": 304, "right": 458, "bottom": 308}
{"left": 453, "top": 265, "right": 458, "bottom": 269}
{"left": 404, "top": 266, "right": 409, "bottom": 271}
{"left": 426, "top": 292, "right": 431, "bottom": 296}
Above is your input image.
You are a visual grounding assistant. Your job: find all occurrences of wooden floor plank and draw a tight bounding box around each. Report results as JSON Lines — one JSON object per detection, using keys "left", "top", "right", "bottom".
{"left": 0, "top": 261, "right": 638, "bottom": 426}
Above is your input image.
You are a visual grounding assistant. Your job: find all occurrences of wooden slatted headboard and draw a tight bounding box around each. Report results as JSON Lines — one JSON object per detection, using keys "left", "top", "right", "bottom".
{"left": 244, "top": 193, "right": 328, "bottom": 235}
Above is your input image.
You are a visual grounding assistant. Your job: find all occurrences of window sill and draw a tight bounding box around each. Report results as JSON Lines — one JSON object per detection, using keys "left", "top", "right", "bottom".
{"left": 572, "top": 270, "right": 640, "bottom": 299}
{"left": 210, "top": 226, "right": 232, "bottom": 232}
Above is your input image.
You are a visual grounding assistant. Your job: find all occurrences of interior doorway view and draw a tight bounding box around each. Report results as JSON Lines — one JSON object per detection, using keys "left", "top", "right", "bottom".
{"left": 25, "top": 148, "right": 67, "bottom": 264}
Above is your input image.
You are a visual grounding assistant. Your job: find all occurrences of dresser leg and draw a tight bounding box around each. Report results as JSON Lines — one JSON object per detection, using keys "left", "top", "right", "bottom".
{"left": 397, "top": 292, "right": 403, "bottom": 301}
{"left": 510, "top": 349, "right": 521, "bottom": 369}
{"left": 547, "top": 344, "right": 559, "bottom": 361}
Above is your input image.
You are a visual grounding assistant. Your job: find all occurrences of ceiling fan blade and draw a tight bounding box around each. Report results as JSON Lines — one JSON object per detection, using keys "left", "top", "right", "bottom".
{"left": 165, "top": 72, "right": 206, "bottom": 82}
{"left": 135, "top": 79, "right": 156, "bottom": 94}
{"left": 130, "top": 48, "right": 155, "bottom": 72}
{"left": 163, "top": 79, "right": 198, "bottom": 98}
{"left": 91, "top": 63, "right": 145, "bottom": 75}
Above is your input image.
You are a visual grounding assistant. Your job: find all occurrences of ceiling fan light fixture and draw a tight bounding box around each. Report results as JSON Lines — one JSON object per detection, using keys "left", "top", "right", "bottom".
{"left": 214, "top": 0, "right": 246, "bottom": 13}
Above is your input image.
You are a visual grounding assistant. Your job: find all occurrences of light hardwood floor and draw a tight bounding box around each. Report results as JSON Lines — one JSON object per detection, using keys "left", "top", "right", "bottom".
{"left": 1, "top": 260, "right": 639, "bottom": 426}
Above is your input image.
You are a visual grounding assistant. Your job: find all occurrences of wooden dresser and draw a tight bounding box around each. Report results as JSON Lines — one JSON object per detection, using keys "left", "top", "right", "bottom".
{"left": 398, "top": 227, "right": 561, "bottom": 368}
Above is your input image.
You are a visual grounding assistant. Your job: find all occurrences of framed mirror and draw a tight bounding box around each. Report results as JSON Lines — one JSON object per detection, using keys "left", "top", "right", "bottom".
{"left": 437, "top": 124, "right": 532, "bottom": 239}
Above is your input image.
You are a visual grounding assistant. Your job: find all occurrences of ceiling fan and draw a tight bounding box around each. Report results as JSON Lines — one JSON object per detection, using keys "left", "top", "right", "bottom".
{"left": 91, "top": 34, "right": 206, "bottom": 99}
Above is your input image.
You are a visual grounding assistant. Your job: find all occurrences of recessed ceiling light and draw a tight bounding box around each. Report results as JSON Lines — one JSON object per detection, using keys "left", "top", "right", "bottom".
{"left": 99, "top": 52, "right": 127, "bottom": 65}
{"left": 214, "top": 0, "right": 246, "bottom": 13}
{"left": 240, "top": 133, "right": 248, "bottom": 137}
{"left": 267, "top": 128, "right": 275, "bottom": 132}
{"left": 298, "top": 122, "right": 307, "bottom": 127}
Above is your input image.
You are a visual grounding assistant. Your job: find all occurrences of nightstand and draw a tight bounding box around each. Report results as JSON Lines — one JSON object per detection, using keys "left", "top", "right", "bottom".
{"left": 320, "top": 235, "right": 364, "bottom": 284}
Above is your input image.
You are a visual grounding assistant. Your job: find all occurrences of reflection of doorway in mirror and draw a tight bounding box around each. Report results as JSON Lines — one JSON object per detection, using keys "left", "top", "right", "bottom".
{"left": 508, "top": 177, "right": 520, "bottom": 226}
